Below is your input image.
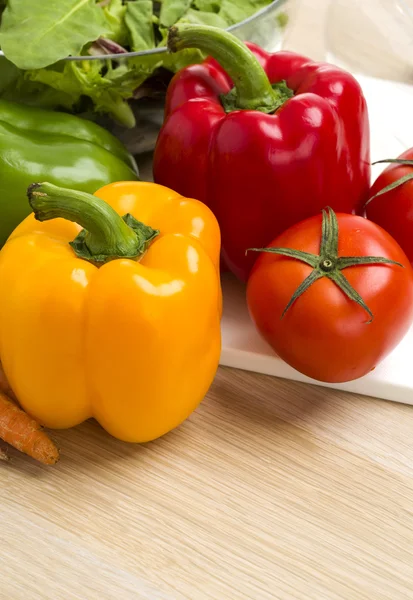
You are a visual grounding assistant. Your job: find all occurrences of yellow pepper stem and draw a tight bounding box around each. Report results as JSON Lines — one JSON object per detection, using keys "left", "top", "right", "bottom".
{"left": 27, "top": 182, "right": 159, "bottom": 264}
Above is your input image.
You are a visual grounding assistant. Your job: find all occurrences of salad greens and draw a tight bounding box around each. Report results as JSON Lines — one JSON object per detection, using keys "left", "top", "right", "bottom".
{"left": 160, "top": 0, "right": 192, "bottom": 27}
{"left": 125, "top": 1, "right": 157, "bottom": 51}
{"left": 0, "top": 0, "right": 280, "bottom": 127}
{"left": 0, "top": 0, "right": 110, "bottom": 70}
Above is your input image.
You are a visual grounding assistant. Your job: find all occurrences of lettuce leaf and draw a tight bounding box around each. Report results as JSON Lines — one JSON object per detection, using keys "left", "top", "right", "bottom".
{"left": 103, "top": 0, "right": 129, "bottom": 46}
{"left": 219, "top": 0, "right": 272, "bottom": 25}
{"left": 22, "top": 58, "right": 162, "bottom": 126}
{"left": 125, "top": 1, "right": 156, "bottom": 51}
{"left": 177, "top": 8, "right": 228, "bottom": 28}
{"left": 0, "top": 56, "right": 19, "bottom": 94}
{"left": 193, "top": 0, "right": 221, "bottom": 11}
{"left": 160, "top": 0, "right": 192, "bottom": 27}
{"left": 0, "top": 0, "right": 110, "bottom": 70}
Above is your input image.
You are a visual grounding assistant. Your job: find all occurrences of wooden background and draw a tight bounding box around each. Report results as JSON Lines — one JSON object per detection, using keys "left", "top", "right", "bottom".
{"left": 3, "top": 1, "right": 413, "bottom": 599}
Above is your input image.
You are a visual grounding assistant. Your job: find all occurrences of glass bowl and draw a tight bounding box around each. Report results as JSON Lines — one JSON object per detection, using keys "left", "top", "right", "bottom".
{"left": 325, "top": 0, "right": 413, "bottom": 172}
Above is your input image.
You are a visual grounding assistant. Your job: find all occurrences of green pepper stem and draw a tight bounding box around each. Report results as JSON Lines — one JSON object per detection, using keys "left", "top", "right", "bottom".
{"left": 167, "top": 24, "right": 283, "bottom": 113}
{"left": 27, "top": 182, "right": 159, "bottom": 264}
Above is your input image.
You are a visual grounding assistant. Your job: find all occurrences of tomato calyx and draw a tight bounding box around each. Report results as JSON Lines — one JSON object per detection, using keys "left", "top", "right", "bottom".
{"left": 248, "top": 207, "right": 404, "bottom": 322}
{"left": 365, "top": 158, "right": 413, "bottom": 208}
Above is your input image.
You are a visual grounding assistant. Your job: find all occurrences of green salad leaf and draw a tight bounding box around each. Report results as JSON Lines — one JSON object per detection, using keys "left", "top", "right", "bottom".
{"left": 125, "top": 1, "right": 156, "bottom": 51}
{"left": 178, "top": 8, "right": 228, "bottom": 28}
{"left": 24, "top": 57, "right": 162, "bottom": 126}
{"left": 0, "top": 0, "right": 110, "bottom": 70}
{"left": 218, "top": 0, "right": 272, "bottom": 26}
{"left": 160, "top": 0, "right": 192, "bottom": 27}
{"left": 103, "top": 0, "right": 129, "bottom": 46}
{"left": 0, "top": 56, "right": 19, "bottom": 94}
{"left": 193, "top": 0, "right": 221, "bottom": 11}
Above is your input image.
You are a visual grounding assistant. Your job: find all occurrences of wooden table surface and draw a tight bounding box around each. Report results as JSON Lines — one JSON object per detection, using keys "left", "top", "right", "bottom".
{"left": 3, "top": 2, "right": 413, "bottom": 599}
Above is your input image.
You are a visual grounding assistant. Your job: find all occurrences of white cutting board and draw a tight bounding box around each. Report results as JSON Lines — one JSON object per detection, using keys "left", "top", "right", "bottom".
{"left": 219, "top": 73, "right": 413, "bottom": 404}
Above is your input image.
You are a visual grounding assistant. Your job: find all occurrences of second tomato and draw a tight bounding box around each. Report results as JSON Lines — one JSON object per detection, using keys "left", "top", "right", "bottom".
{"left": 364, "top": 148, "right": 413, "bottom": 265}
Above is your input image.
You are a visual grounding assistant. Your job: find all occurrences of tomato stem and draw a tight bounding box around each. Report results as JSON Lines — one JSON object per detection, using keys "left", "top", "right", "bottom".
{"left": 320, "top": 258, "right": 334, "bottom": 271}
{"left": 248, "top": 207, "right": 404, "bottom": 321}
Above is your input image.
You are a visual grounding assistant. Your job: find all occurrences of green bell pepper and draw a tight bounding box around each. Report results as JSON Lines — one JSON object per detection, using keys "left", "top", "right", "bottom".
{"left": 0, "top": 100, "right": 139, "bottom": 245}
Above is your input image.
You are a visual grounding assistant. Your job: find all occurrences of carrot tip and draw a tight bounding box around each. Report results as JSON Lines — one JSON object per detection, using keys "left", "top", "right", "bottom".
{"left": 0, "top": 390, "right": 61, "bottom": 466}
{"left": 0, "top": 447, "right": 10, "bottom": 462}
{"left": 42, "top": 452, "right": 60, "bottom": 466}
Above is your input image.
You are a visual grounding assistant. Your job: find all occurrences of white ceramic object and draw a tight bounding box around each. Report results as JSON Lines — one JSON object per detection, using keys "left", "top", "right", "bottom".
{"left": 219, "top": 74, "right": 413, "bottom": 404}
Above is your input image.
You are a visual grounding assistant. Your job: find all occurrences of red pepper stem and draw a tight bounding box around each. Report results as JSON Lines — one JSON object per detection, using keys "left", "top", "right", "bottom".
{"left": 167, "top": 24, "right": 280, "bottom": 113}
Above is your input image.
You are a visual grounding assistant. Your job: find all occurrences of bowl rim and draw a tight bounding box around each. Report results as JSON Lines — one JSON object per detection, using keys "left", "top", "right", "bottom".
{"left": 0, "top": 0, "right": 288, "bottom": 62}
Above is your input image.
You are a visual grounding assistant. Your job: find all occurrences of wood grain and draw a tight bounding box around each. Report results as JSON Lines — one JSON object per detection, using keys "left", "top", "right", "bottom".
{"left": 3, "top": 369, "right": 413, "bottom": 600}
{"left": 3, "top": 1, "right": 413, "bottom": 599}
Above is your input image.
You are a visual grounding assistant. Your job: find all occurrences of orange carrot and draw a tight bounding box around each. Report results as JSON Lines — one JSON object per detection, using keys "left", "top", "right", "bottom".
{"left": 0, "top": 392, "right": 59, "bottom": 465}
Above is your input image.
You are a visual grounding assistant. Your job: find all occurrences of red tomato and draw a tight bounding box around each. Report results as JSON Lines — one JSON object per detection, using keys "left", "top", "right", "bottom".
{"left": 247, "top": 210, "right": 413, "bottom": 383}
{"left": 365, "top": 148, "right": 413, "bottom": 264}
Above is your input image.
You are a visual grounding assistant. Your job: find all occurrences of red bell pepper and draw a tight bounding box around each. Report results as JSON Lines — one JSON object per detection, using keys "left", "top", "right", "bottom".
{"left": 153, "top": 25, "right": 370, "bottom": 282}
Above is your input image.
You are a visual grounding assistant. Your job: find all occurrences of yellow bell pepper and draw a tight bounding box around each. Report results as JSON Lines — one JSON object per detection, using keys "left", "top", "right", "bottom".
{"left": 0, "top": 181, "right": 222, "bottom": 443}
